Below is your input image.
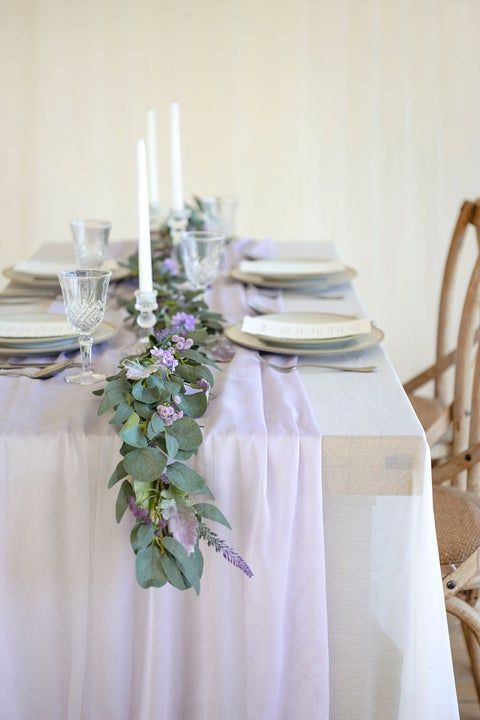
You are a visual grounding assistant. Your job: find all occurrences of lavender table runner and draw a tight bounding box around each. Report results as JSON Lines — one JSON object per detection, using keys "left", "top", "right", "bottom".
{"left": 0, "top": 240, "right": 329, "bottom": 719}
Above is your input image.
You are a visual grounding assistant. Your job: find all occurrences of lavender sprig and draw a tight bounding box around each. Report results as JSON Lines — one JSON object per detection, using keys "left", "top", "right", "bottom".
{"left": 198, "top": 523, "right": 253, "bottom": 578}
{"left": 154, "top": 324, "right": 182, "bottom": 343}
{"left": 128, "top": 496, "right": 151, "bottom": 525}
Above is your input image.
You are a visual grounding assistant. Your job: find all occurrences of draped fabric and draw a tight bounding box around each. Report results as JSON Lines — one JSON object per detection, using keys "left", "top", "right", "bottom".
{"left": 2, "top": 1, "right": 480, "bottom": 379}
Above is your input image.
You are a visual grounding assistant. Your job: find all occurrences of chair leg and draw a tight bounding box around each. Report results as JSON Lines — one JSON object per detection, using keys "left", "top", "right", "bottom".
{"left": 462, "top": 622, "right": 480, "bottom": 704}
{"left": 447, "top": 594, "right": 480, "bottom": 705}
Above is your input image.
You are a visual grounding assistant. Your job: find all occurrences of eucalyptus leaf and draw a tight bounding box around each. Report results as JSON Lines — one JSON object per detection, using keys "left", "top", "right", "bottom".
{"left": 120, "top": 413, "right": 148, "bottom": 449}
{"left": 116, "top": 479, "right": 133, "bottom": 523}
{"left": 161, "top": 536, "right": 200, "bottom": 595}
{"left": 165, "top": 432, "right": 179, "bottom": 459}
{"left": 133, "top": 401, "right": 154, "bottom": 420}
{"left": 132, "top": 381, "right": 162, "bottom": 404}
{"left": 135, "top": 544, "right": 167, "bottom": 588}
{"left": 190, "top": 545, "right": 204, "bottom": 579}
{"left": 165, "top": 462, "right": 207, "bottom": 493}
{"left": 166, "top": 417, "right": 202, "bottom": 451}
{"left": 159, "top": 550, "right": 188, "bottom": 590}
{"left": 109, "top": 401, "right": 133, "bottom": 425}
{"left": 193, "top": 503, "right": 231, "bottom": 529}
{"left": 130, "top": 522, "right": 155, "bottom": 553}
{"left": 147, "top": 413, "right": 165, "bottom": 440}
{"left": 124, "top": 447, "right": 167, "bottom": 483}
{"left": 175, "top": 391, "right": 207, "bottom": 419}
{"left": 108, "top": 460, "right": 127, "bottom": 488}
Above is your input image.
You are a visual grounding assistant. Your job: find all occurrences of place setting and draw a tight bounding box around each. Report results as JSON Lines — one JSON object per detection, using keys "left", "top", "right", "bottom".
{"left": 224, "top": 309, "right": 382, "bottom": 371}
{"left": 230, "top": 256, "right": 356, "bottom": 292}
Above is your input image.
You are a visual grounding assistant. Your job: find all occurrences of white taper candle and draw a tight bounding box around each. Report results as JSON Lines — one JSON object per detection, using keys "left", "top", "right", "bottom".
{"left": 170, "top": 102, "right": 184, "bottom": 213}
{"left": 137, "top": 139, "right": 153, "bottom": 293}
{"left": 146, "top": 108, "right": 160, "bottom": 209}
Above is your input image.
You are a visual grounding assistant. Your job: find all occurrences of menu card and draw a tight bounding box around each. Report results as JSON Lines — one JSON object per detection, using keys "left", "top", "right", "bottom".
{"left": 0, "top": 319, "right": 74, "bottom": 338}
{"left": 242, "top": 315, "right": 371, "bottom": 340}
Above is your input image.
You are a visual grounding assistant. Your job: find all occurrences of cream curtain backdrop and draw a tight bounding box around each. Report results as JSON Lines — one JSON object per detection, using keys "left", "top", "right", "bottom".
{"left": 1, "top": 0, "right": 480, "bottom": 380}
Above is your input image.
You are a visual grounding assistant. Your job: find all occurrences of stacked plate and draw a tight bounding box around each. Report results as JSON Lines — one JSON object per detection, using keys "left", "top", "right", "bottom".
{"left": 0, "top": 312, "right": 117, "bottom": 356}
{"left": 231, "top": 259, "right": 356, "bottom": 290}
{"left": 3, "top": 259, "right": 130, "bottom": 289}
{"left": 225, "top": 312, "right": 384, "bottom": 356}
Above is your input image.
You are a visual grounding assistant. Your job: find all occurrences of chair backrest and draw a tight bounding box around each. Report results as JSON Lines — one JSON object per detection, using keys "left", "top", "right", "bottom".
{"left": 436, "top": 200, "right": 480, "bottom": 406}
{"left": 451, "top": 253, "right": 480, "bottom": 491}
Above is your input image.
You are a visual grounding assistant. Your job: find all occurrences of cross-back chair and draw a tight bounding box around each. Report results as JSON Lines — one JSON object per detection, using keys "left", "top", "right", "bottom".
{"left": 431, "top": 252, "right": 480, "bottom": 702}
{"left": 405, "top": 199, "right": 480, "bottom": 447}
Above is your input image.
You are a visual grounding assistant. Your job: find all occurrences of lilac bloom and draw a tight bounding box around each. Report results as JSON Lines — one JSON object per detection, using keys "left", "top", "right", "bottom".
{"left": 171, "top": 312, "right": 196, "bottom": 332}
{"left": 150, "top": 346, "right": 178, "bottom": 371}
{"left": 162, "top": 257, "right": 178, "bottom": 274}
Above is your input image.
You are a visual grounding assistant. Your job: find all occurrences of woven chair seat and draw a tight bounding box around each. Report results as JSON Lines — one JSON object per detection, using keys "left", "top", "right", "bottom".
{"left": 409, "top": 395, "right": 450, "bottom": 446}
{"left": 433, "top": 486, "right": 480, "bottom": 565}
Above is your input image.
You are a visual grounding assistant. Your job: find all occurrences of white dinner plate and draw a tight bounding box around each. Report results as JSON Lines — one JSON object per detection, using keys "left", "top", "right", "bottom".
{"left": 231, "top": 266, "right": 356, "bottom": 289}
{"left": 242, "top": 312, "right": 371, "bottom": 347}
{"left": 238, "top": 259, "right": 347, "bottom": 281}
{"left": 0, "top": 321, "right": 117, "bottom": 356}
{"left": 0, "top": 312, "right": 77, "bottom": 345}
{"left": 225, "top": 323, "right": 384, "bottom": 356}
{"left": 3, "top": 264, "right": 131, "bottom": 288}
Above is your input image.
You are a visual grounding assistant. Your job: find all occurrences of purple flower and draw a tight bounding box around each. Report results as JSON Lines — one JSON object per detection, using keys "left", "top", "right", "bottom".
{"left": 162, "top": 257, "right": 178, "bottom": 274}
{"left": 154, "top": 324, "right": 181, "bottom": 344}
{"left": 199, "top": 524, "right": 253, "bottom": 578}
{"left": 172, "top": 312, "right": 196, "bottom": 332}
{"left": 156, "top": 402, "right": 184, "bottom": 426}
{"left": 196, "top": 378, "right": 210, "bottom": 392}
{"left": 150, "top": 346, "right": 178, "bottom": 371}
{"left": 123, "top": 359, "right": 160, "bottom": 380}
{"left": 172, "top": 334, "right": 194, "bottom": 351}
{"left": 127, "top": 496, "right": 151, "bottom": 524}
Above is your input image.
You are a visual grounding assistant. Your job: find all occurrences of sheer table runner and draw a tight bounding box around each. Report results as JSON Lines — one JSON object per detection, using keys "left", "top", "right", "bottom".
{"left": 0, "top": 241, "right": 329, "bottom": 719}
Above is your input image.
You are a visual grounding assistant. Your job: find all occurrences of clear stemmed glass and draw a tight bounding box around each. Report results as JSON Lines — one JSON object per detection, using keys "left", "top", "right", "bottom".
{"left": 198, "top": 196, "right": 238, "bottom": 240}
{"left": 70, "top": 219, "right": 112, "bottom": 268}
{"left": 180, "top": 231, "right": 225, "bottom": 289}
{"left": 58, "top": 269, "right": 112, "bottom": 384}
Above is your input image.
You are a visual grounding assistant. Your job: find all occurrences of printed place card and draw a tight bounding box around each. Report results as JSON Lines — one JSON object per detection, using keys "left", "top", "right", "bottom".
{"left": 239, "top": 259, "right": 345, "bottom": 277}
{"left": 13, "top": 260, "right": 70, "bottom": 277}
{"left": 0, "top": 320, "right": 75, "bottom": 338}
{"left": 242, "top": 316, "right": 372, "bottom": 340}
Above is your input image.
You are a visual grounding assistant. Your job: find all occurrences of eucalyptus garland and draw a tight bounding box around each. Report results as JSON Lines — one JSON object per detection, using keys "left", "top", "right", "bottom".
{"left": 94, "top": 231, "right": 252, "bottom": 593}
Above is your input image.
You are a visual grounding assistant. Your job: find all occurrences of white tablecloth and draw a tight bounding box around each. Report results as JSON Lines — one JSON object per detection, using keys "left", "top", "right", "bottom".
{"left": 0, "top": 241, "right": 458, "bottom": 719}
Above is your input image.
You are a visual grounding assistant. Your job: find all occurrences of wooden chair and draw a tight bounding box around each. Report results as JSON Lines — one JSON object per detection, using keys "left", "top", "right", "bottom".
{"left": 405, "top": 200, "right": 480, "bottom": 447}
{"left": 431, "top": 253, "right": 480, "bottom": 702}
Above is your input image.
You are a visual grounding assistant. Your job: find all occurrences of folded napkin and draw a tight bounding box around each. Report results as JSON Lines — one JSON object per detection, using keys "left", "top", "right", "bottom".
{"left": 239, "top": 259, "right": 345, "bottom": 277}
{"left": 0, "top": 318, "right": 75, "bottom": 338}
{"left": 242, "top": 315, "right": 371, "bottom": 341}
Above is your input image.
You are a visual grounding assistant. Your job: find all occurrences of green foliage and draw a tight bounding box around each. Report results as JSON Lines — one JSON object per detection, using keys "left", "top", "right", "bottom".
{"left": 95, "top": 229, "right": 245, "bottom": 594}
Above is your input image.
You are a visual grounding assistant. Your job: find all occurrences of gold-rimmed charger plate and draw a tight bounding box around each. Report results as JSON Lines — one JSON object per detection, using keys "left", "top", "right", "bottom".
{"left": 3, "top": 264, "right": 131, "bottom": 288}
{"left": 0, "top": 321, "right": 117, "bottom": 356}
{"left": 231, "top": 266, "right": 356, "bottom": 289}
{"left": 225, "top": 323, "right": 384, "bottom": 356}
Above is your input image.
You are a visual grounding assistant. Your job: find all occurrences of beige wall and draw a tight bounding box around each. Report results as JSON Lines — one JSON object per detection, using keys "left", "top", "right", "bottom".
{"left": 2, "top": 0, "right": 480, "bottom": 380}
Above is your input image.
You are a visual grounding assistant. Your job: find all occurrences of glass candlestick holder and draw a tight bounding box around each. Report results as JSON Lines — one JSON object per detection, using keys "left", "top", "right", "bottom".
{"left": 123, "top": 289, "right": 158, "bottom": 357}
{"left": 167, "top": 208, "right": 191, "bottom": 262}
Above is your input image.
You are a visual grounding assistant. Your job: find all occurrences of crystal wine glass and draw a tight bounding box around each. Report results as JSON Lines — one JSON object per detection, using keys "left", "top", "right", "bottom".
{"left": 58, "top": 269, "right": 111, "bottom": 384}
{"left": 70, "top": 219, "right": 112, "bottom": 268}
{"left": 199, "top": 196, "right": 238, "bottom": 240}
{"left": 180, "top": 231, "right": 225, "bottom": 289}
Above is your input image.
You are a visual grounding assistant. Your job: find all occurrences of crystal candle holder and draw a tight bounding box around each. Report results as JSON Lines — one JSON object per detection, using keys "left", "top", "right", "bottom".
{"left": 167, "top": 208, "right": 191, "bottom": 259}
{"left": 135, "top": 289, "right": 158, "bottom": 330}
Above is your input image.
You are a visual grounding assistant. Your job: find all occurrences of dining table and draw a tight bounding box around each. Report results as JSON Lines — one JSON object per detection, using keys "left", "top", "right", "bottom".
{"left": 0, "top": 239, "right": 459, "bottom": 719}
